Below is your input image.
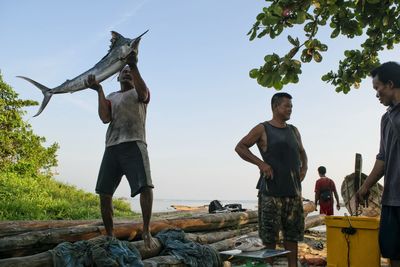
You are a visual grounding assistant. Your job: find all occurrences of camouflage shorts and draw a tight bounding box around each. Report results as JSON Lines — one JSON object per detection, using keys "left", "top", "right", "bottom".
{"left": 258, "top": 194, "right": 304, "bottom": 244}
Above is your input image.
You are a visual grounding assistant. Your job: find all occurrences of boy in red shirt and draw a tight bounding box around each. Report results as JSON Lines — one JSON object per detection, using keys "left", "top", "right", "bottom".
{"left": 314, "top": 166, "right": 340, "bottom": 215}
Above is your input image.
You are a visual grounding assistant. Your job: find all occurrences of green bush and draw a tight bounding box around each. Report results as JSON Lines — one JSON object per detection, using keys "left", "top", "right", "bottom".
{"left": 0, "top": 171, "right": 135, "bottom": 220}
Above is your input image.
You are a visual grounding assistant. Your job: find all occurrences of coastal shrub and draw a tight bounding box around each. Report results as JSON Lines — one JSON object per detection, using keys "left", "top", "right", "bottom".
{"left": 0, "top": 171, "right": 135, "bottom": 220}
{"left": 0, "top": 73, "right": 58, "bottom": 176}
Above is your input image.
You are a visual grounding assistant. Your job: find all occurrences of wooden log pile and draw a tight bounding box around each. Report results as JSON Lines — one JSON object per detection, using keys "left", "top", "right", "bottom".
{"left": 0, "top": 202, "right": 323, "bottom": 267}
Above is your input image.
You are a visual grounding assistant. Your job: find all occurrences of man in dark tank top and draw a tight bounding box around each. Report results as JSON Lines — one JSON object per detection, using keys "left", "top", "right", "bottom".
{"left": 235, "top": 92, "right": 308, "bottom": 267}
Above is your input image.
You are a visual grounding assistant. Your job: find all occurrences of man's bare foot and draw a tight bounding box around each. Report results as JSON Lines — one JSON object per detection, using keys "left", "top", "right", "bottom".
{"left": 142, "top": 231, "right": 158, "bottom": 250}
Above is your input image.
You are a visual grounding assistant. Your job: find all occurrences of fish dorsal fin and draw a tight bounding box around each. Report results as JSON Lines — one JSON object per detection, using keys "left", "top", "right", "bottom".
{"left": 109, "top": 31, "right": 124, "bottom": 50}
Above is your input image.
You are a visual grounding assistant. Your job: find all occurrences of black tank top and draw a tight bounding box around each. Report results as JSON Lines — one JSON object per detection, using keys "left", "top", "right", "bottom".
{"left": 256, "top": 122, "right": 302, "bottom": 197}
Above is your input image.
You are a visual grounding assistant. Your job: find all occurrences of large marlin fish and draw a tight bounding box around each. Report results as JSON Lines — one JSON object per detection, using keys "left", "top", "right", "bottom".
{"left": 17, "top": 30, "right": 148, "bottom": 117}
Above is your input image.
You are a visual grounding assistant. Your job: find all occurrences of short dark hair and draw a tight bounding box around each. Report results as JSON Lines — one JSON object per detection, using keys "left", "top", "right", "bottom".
{"left": 318, "top": 166, "right": 326, "bottom": 175}
{"left": 370, "top": 61, "right": 400, "bottom": 88}
{"left": 271, "top": 92, "right": 292, "bottom": 109}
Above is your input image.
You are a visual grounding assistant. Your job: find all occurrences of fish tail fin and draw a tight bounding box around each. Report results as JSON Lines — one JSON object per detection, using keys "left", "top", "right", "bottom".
{"left": 16, "top": 76, "right": 53, "bottom": 117}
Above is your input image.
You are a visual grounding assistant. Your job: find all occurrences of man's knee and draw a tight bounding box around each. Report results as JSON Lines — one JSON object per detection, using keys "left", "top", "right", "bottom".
{"left": 140, "top": 186, "right": 153, "bottom": 195}
{"left": 100, "top": 194, "right": 113, "bottom": 210}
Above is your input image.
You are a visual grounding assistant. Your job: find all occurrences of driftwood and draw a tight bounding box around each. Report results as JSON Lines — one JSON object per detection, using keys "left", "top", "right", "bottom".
{"left": 305, "top": 215, "right": 325, "bottom": 229}
{"left": 0, "top": 211, "right": 258, "bottom": 258}
{"left": 0, "top": 214, "right": 325, "bottom": 267}
{"left": 0, "top": 202, "right": 322, "bottom": 267}
{"left": 0, "top": 220, "right": 103, "bottom": 238}
{"left": 0, "top": 211, "right": 203, "bottom": 238}
{"left": 171, "top": 205, "right": 208, "bottom": 211}
{"left": 303, "top": 201, "right": 316, "bottom": 215}
{"left": 0, "top": 226, "right": 257, "bottom": 267}
{"left": 0, "top": 202, "right": 314, "bottom": 238}
{"left": 0, "top": 251, "right": 53, "bottom": 267}
{"left": 0, "top": 204, "right": 318, "bottom": 258}
{"left": 0, "top": 224, "right": 105, "bottom": 258}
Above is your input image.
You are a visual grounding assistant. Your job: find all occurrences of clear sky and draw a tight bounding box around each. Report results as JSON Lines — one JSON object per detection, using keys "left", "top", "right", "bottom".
{"left": 1, "top": 1, "right": 398, "bottom": 202}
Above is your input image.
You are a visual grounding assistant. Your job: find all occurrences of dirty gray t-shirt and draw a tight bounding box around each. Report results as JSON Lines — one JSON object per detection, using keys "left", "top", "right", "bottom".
{"left": 105, "top": 89, "right": 148, "bottom": 147}
{"left": 377, "top": 103, "right": 400, "bottom": 206}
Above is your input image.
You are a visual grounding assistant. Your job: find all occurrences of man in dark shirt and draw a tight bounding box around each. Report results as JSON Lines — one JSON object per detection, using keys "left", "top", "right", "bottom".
{"left": 356, "top": 62, "right": 400, "bottom": 266}
{"left": 235, "top": 92, "right": 308, "bottom": 267}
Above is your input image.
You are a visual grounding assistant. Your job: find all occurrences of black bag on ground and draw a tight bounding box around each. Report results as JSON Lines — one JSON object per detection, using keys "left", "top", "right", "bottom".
{"left": 224, "top": 203, "right": 246, "bottom": 212}
{"left": 208, "top": 200, "right": 224, "bottom": 213}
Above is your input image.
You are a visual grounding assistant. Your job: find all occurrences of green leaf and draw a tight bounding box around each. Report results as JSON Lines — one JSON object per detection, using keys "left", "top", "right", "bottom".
{"left": 256, "top": 13, "right": 265, "bottom": 20}
{"left": 249, "top": 69, "right": 259, "bottom": 79}
{"left": 275, "top": 24, "right": 284, "bottom": 35}
{"left": 313, "top": 52, "right": 323, "bottom": 62}
{"left": 319, "top": 44, "right": 328, "bottom": 52}
{"left": 287, "top": 35, "right": 297, "bottom": 46}
{"left": 264, "top": 55, "right": 273, "bottom": 62}
{"left": 249, "top": 30, "right": 257, "bottom": 41}
{"left": 301, "top": 53, "right": 312, "bottom": 63}
{"left": 292, "top": 60, "right": 301, "bottom": 67}
{"left": 259, "top": 74, "right": 269, "bottom": 87}
{"left": 273, "top": 80, "right": 283, "bottom": 90}
{"left": 257, "top": 29, "right": 268, "bottom": 38}
{"left": 272, "top": 5, "right": 283, "bottom": 16}
{"left": 288, "top": 47, "right": 300, "bottom": 58}
{"left": 295, "top": 11, "right": 307, "bottom": 24}
{"left": 330, "top": 28, "right": 340, "bottom": 38}
{"left": 304, "top": 22, "right": 314, "bottom": 33}
{"left": 344, "top": 50, "right": 352, "bottom": 57}
{"left": 383, "top": 16, "right": 389, "bottom": 27}
{"left": 282, "top": 75, "right": 290, "bottom": 84}
{"left": 321, "top": 74, "right": 331, "bottom": 81}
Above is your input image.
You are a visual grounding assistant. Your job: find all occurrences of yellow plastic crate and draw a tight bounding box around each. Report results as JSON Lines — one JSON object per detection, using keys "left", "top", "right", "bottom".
{"left": 325, "top": 216, "right": 380, "bottom": 267}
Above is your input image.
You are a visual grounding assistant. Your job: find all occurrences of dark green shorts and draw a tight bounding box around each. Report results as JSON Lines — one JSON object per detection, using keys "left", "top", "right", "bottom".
{"left": 96, "top": 141, "right": 153, "bottom": 197}
{"left": 258, "top": 194, "right": 304, "bottom": 244}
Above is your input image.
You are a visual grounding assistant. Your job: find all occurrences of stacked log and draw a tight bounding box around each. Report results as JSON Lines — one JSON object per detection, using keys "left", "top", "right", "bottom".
{"left": 0, "top": 224, "right": 259, "bottom": 267}
{"left": 0, "top": 202, "right": 324, "bottom": 267}
{"left": 0, "top": 211, "right": 258, "bottom": 258}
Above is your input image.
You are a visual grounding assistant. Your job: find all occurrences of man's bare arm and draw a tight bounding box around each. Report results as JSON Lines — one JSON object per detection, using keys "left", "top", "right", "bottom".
{"left": 235, "top": 124, "right": 273, "bottom": 178}
{"left": 334, "top": 189, "right": 340, "bottom": 210}
{"left": 356, "top": 159, "right": 384, "bottom": 206}
{"left": 126, "top": 53, "right": 149, "bottom": 103}
{"left": 85, "top": 74, "right": 111, "bottom": 123}
{"left": 314, "top": 192, "right": 319, "bottom": 211}
{"left": 293, "top": 126, "right": 308, "bottom": 181}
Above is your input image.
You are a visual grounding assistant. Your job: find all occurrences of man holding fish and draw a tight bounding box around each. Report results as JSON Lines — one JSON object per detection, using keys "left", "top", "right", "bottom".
{"left": 85, "top": 51, "right": 156, "bottom": 249}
